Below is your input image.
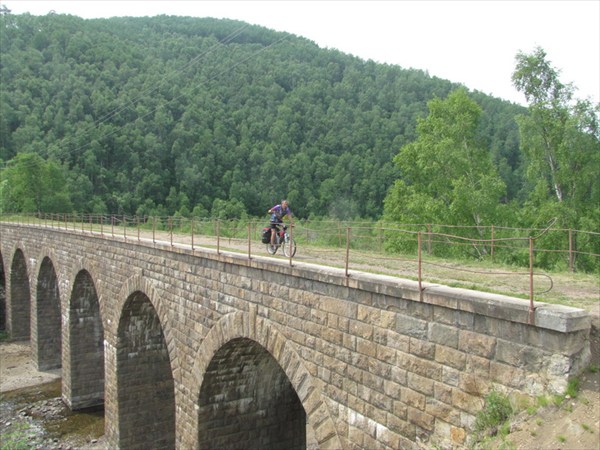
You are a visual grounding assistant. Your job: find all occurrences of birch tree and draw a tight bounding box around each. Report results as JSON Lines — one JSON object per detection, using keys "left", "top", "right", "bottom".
{"left": 512, "top": 47, "right": 599, "bottom": 214}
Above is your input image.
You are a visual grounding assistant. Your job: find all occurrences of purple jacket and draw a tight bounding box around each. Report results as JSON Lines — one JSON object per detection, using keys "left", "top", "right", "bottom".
{"left": 269, "top": 204, "right": 292, "bottom": 223}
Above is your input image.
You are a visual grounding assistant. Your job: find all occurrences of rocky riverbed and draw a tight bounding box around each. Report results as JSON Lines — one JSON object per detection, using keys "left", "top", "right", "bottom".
{"left": 0, "top": 341, "right": 105, "bottom": 449}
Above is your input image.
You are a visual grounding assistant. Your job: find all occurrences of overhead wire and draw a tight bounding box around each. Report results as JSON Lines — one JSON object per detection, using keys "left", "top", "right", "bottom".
{"left": 1, "top": 22, "right": 288, "bottom": 172}
{"left": 64, "top": 32, "right": 289, "bottom": 158}
{"left": 1, "top": 22, "right": 251, "bottom": 170}
{"left": 82, "top": 24, "right": 251, "bottom": 133}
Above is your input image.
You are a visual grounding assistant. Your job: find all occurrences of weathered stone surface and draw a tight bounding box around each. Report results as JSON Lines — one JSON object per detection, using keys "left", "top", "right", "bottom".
{"left": 0, "top": 223, "right": 591, "bottom": 449}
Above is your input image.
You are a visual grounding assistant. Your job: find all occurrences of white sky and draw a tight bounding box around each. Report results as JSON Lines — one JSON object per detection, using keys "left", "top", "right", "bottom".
{"left": 2, "top": 0, "right": 599, "bottom": 106}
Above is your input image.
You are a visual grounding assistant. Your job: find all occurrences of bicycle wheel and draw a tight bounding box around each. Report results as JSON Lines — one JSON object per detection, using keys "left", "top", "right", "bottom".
{"left": 266, "top": 243, "right": 278, "bottom": 255}
{"left": 283, "top": 238, "right": 296, "bottom": 257}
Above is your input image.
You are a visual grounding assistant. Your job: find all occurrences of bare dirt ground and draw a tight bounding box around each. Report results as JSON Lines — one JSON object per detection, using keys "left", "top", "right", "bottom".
{"left": 1, "top": 233, "right": 598, "bottom": 449}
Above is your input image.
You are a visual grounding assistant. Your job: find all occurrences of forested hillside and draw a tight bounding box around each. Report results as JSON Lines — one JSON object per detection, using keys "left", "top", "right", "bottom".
{"left": 0, "top": 12, "right": 526, "bottom": 219}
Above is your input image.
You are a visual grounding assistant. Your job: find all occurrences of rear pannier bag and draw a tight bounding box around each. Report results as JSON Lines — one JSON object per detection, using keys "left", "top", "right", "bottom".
{"left": 261, "top": 227, "right": 271, "bottom": 243}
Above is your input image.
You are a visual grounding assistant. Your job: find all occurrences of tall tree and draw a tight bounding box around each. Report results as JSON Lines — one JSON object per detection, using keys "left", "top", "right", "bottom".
{"left": 512, "top": 47, "right": 599, "bottom": 222}
{"left": 0, "top": 153, "right": 73, "bottom": 213}
{"left": 383, "top": 89, "right": 506, "bottom": 228}
{"left": 512, "top": 47, "right": 599, "bottom": 271}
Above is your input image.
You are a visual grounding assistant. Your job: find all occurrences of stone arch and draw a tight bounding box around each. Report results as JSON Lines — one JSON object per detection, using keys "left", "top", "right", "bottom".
{"left": 192, "top": 310, "right": 343, "bottom": 450}
{"left": 34, "top": 249, "right": 62, "bottom": 371}
{"left": 32, "top": 246, "right": 62, "bottom": 294}
{"left": 106, "top": 275, "right": 177, "bottom": 450}
{"left": 64, "top": 261, "right": 105, "bottom": 410}
{"left": 8, "top": 245, "right": 31, "bottom": 340}
{"left": 65, "top": 258, "right": 106, "bottom": 326}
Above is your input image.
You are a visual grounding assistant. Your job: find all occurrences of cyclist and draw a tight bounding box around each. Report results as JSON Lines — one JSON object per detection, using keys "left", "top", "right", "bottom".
{"left": 268, "top": 200, "right": 293, "bottom": 247}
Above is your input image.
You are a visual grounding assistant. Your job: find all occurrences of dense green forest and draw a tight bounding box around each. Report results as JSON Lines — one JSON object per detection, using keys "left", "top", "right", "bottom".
{"left": 0, "top": 12, "right": 598, "bottom": 239}
{"left": 0, "top": 12, "right": 527, "bottom": 218}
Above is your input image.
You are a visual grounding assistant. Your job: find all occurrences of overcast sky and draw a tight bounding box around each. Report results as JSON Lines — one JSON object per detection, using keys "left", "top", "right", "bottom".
{"left": 3, "top": 0, "right": 599, "bottom": 106}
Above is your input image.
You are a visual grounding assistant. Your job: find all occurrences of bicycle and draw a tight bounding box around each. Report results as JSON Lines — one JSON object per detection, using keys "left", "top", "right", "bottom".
{"left": 262, "top": 224, "right": 296, "bottom": 257}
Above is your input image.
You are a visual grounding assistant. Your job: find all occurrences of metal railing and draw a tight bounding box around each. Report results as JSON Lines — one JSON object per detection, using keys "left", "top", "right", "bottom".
{"left": 2, "top": 213, "right": 599, "bottom": 324}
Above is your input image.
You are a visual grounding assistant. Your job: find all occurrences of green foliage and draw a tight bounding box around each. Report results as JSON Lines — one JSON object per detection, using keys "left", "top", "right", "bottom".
{"left": 0, "top": 153, "right": 73, "bottom": 213}
{"left": 383, "top": 89, "right": 508, "bottom": 254}
{"left": 512, "top": 47, "right": 600, "bottom": 265}
{"left": 0, "top": 13, "right": 523, "bottom": 219}
{"left": 474, "top": 390, "right": 514, "bottom": 437}
{"left": 384, "top": 89, "right": 507, "bottom": 226}
{"left": 210, "top": 198, "right": 248, "bottom": 220}
{"left": 0, "top": 422, "right": 33, "bottom": 449}
{"left": 1, "top": 14, "right": 597, "bottom": 273}
{"left": 565, "top": 377, "right": 580, "bottom": 399}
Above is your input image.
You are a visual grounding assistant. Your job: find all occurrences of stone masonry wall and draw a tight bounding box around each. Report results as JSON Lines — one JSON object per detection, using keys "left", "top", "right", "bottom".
{"left": 0, "top": 223, "right": 591, "bottom": 449}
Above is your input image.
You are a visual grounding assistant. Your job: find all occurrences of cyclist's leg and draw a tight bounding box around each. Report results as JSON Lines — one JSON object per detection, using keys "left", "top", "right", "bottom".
{"left": 270, "top": 222, "right": 277, "bottom": 246}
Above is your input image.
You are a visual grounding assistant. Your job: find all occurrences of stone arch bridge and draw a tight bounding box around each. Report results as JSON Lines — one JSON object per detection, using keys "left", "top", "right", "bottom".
{"left": 0, "top": 223, "right": 591, "bottom": 449}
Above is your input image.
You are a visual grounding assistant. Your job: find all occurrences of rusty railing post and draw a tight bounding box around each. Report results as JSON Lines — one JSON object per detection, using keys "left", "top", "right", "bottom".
{"left": 152, "top": 216, "right": 156, "bottom": 243}
{"left": 191, "top": 217, "right": 195, "bottom": 251}
{"left": 345, "top": 227, "right": 351, "bottom": 277}
{"left": 529, "top": 236, "right": 535, "bottom": 324}
{"left": 248, "top": 221, "right": 252, "bottom": 259}
{"left": 418, "top": 231, "right": 423, "bottom": 301}
{"left": 491, "top": 224, "right": 495, "bottom": 262}
{"left": 288, "top": 224, "right": 294, "bottom": 266}
{"left": 216, "top": 220, "right": 221, "bottom": 255}
{"left": 569, "top": 228, "right": 574, "bottom": 273}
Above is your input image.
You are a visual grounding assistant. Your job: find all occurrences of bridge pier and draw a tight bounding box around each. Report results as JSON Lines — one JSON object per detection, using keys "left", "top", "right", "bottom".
{"left": 63, "top": 270, "right": 105, "bottom": 410}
